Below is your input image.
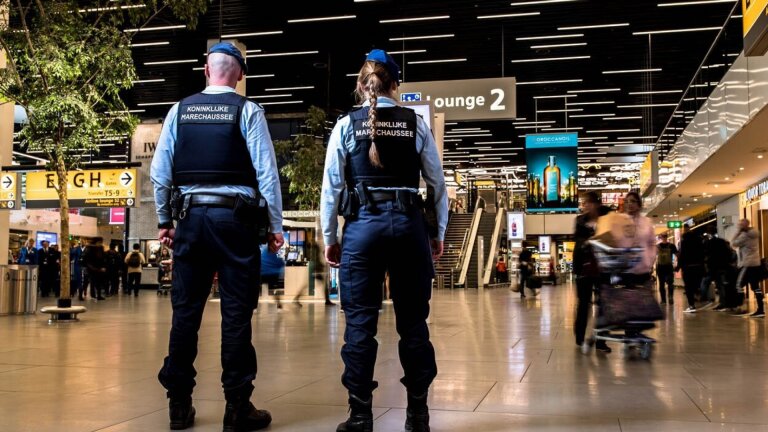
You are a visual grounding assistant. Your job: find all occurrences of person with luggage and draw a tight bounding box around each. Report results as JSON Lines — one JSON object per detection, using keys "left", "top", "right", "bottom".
{"left": 573, "top": 191, "right": 611, "bottom": 352}
{"left": 320, "top": 49, "right": 448, "bottom": 432}
{"left": 151, "top": 42, "right": 284, "bottom": 431}
{"left": 656, "top": 233, "right": 678, "bottom": 305}
{"left": 124, "top": 244, "right": 145, "bottom": 297}
{"left": 732, "top": 218, "right": 764, "bottom": 317}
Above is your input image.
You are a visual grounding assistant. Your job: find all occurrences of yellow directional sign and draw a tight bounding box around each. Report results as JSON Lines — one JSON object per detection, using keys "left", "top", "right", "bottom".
{"left": 0, "top": 172, "right": 18, "bottom": 209}
{"left": 25, "top": 169, "right": 139, "bottom": 209}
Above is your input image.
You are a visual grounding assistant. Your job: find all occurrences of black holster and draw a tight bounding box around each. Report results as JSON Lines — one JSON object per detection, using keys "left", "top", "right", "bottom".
{"left": 170, "top": 188, "right": 190, "bottom": 221}
{"left": 340, "top": 187, "right": 361, "bottom": 220}
{"left": 422, "top": 188, "right": 438, "bottom": 239}
{"left": 234, "top": 194, "right": 270, "bottom": 244}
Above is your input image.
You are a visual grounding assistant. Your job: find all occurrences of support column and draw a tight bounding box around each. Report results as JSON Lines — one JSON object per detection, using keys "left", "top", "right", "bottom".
{"left": 206, "top": 39, "right": 247, "bottom": 96}
{"left": 0, "top": 39, "right": 13, "bottom": 263}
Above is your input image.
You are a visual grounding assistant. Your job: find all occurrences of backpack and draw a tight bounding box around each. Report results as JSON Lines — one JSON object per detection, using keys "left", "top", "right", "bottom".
{"left": 127, "top": 251, "right": 141, "bottom": 267}
{"left": 657, "top": 244, "right": 674, "bottom": 267}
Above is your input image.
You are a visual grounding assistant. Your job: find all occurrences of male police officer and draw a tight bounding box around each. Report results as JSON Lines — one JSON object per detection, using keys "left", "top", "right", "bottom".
{"left": 150, "top": 42, "right": 284, "bottom": 432}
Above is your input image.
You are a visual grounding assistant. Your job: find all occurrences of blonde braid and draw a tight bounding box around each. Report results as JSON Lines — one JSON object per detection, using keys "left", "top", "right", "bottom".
{"left": 367, "top": 83, "right": 383, "bottom": 168}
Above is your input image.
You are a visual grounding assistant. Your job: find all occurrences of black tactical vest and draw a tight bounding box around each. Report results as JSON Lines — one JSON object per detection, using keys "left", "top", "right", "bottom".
{"left": 345, "top": 106, "right": 420, "bottom": 189}
{"left": 173, "top": 92, "right": 257, "bottom": 188}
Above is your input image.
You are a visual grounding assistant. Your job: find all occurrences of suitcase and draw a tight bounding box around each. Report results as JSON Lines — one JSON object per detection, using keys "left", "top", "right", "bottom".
{"left": 526, "top": 276, "right": 543, "bottom": 289}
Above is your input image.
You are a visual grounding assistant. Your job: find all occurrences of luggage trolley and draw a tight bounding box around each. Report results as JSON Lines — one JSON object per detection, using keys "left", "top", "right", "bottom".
{"left": 157, "top": 259, "right": 172, "bottom": 296}
{"left": 581, "top": 240, "right": 664, "bottom": 360}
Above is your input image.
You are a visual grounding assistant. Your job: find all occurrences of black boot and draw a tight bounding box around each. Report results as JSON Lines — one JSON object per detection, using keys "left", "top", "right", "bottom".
{"left": 405, "top": 391, "right": 430, "bottom": 432}
{"left": 336, "top": 394, "right": 373, "bottom": 432}
{"left": 168, "top": 396, "right": 195, "bottom": 430}
{"left": 223, "top": 393, "right": 272, "bottom": 432}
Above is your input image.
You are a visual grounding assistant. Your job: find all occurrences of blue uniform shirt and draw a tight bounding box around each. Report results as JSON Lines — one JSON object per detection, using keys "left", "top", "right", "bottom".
{"left": 320, "top": 96, "right": 449, "bottom": 246}
{"left": 150, "top": 85, "right": 283, "bottom": 233}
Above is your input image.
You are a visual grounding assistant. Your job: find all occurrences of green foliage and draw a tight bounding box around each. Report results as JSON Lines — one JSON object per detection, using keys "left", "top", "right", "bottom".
{"left": 0, "top": 0, "right": 208, "bottom": 299}
{"left": 274, "top": 106, "right": 328, "bottom": 211}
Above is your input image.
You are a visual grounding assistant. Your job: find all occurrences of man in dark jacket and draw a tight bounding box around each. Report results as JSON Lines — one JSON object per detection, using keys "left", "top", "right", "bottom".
{"left": 678, "top": 225, "right": 706, "bottom": 313}
{"left": 573, "top": 192, "right": 611, "bottom": 352}
{"left": 82, "top": 237, "right": 107, "bottom": 301}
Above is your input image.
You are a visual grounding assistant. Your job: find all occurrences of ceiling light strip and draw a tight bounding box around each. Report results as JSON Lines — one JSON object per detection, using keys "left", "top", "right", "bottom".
{"left": 517, "top": 79, "right": 583, "bottom": 85}
{"left": 288, "top": 15, "right": 356, "bottom": 23}
{"left": 477, "top": 12, "right": 541, "bottom": 19}
{"left": 516, "top": 33, "right": 584, "bottom": 40}
{"left": 558, "top": 23, "right": 630, "bottom": 30}
{"left": 221, "top": 31, "right": 283, "bottom": 38}
{"left": 389, "top": 33, "right": 455, "bottom": 41}
{"left": 144, "top": 59, "right": 197, "bottom": 65}
{"left": 530, "top": 42, "right": 588, "bottom": 49}
{"left": 603, "top": 68, "right": 662, "bottom": 74}
{"left": 633, "top": 26, "right": 722, "bottom": 35}
{"left": 265, "top": 86, "right": 314, "bottom": 91}
{"left": 408, "top": 58, "right": 467, "bottom": 64}
{"left": 248, "top": 51, "right": 319, "bottom": 58}
{"left": 380, "top": 15, "right": 450, "bottom": 24}
{"left": 567, "top": 88, "right": 621, "bottom": 93}
{"left": 511, "top": 55, "right": 590, "bottom": 63}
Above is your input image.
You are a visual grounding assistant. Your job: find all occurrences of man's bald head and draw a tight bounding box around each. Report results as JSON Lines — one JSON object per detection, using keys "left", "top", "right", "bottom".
{"left": 205, "top": 52, "right": 243, "bottom": 87}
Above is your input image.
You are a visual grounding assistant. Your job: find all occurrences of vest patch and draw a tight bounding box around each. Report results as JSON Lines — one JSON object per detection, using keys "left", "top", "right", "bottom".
{"left": 353, "top": 119, "right": 416, "bottom": 140}
{"left": 179, "top": 104, "right": 238, "bottom": 124}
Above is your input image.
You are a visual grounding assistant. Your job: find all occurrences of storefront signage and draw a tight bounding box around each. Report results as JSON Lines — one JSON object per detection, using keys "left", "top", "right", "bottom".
{"left": 109, "top": 208, "right": 126, "bottom": 225}
{"left": 508, "top": 212, "right": 525, "bottom": 240}
{"left": 525, "top": 133, "right": 579, "bottom": 213}
{"left": 475, "top": 180, "right": 496, "bottom": 190}
{"left": 0, "top": 172, "right": 18, "bottom": 209}
{"left": 399, "top": 77, "right": 516, "bottom": 121}
{"left": 667, "top": 220, "right": 683, "bottom": 229}
{"left": 25, "top": 169, "right": 139, "bottom": 208}
{"left": 744, "top": 177, "right": 768, "bottom": 203}
{"left": 743, "top": 0, "right": 768, "bottom": 56}
{"left": 282, "top": 210, "right": 320, "bottom": 218}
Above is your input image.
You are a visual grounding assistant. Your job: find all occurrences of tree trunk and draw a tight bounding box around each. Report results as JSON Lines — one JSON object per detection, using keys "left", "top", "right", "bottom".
{"left": 56, "top": 156, "right": 70, "bottom": 300}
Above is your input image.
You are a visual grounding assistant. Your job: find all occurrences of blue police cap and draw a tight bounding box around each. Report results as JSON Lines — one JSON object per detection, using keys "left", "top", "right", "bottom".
{"left": 366, "top": 49, "right": 400, "bottom": 85}
{"left": 208, "top": 42, "right": 248, "bottom": 74}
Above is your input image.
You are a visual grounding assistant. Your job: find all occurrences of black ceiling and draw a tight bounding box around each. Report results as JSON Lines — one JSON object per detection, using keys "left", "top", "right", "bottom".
{"left": 15, "top": 0, "right": 743, "bottom": 179}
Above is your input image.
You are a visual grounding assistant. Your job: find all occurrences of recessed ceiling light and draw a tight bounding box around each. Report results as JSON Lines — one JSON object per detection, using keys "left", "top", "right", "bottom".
{"left": 125, "top": 25, "right": 186, "bottom": 33}
{"left": 628, "top": 90, "right": 683, "bottom": 95}
{"left": 759, "top": 155, "right": 764, "bottom": 159}
{"left": 558, "top": 23, "right": 630, "bottom": 31}
{"left": 568, "top": 88, "right": 621, "bottom": 94}
{"left": 380, "top": 15, "right": 450, "bottom": 24}
{"left": 516, "top": 33, "right": 584, "bottom": 41}
{"left": 220, "top": 31, "right": 283, "bottom": 38}
{"left": 517, "top": 79, "right": 583, "bottom": 85}
{"left": 288, "top": 15, "right": 356, "bottom": 23}
{"left": 144, "top": 59, "right": 197, "bottom": 66}
{"left": 603, "top": 68, "right": 662, "bottom": 74}
{"left": 248, "top": 51, "right": 319, "bottom": 58}
{"left": 566, "top": 101, "right": 614, "bottom": 106}
{"left": 478, "top": 12, "right": 541, "bottom": 19}
{"left": 618, "top": 103, "right": 678, "bottom": 108}
{"left": 129, "top": 41, "right": 169, "bottom": 48}
{"left": 740, "top": 167, "right": 745, "bottom": 170}
{"left": 569, "top": 114, "right": 614, "bottom": 118}
{"left": 633, "top": 27, "right": 722, "bottom": 35}
{"left": 533, "top": 94, "right": 575, "bottom": 99}
{"left": 511, "top": 55, "right": 590, "bottom": 63}
{"left": 604, "top": 116, "right": 643, "bottom": 120}
{"left": 387, "top": 49, "right": 427, "bottom": 55}
{"left": 132, "top": 79, "right": 166, "bottom": 84}
{"left": 408, "top": 58, "right": 467, "bottom": 64}
{"left": 530, "top": 42, "right": 588, "bottom": 49}
{"left": 246, "top": 74, "right": 275, "bottom": 79}
{"left": 725, "top": 177, "right": 730, "bottom": 180}
{"left": 389, "top": 34, "right": 455, "bottom": 41}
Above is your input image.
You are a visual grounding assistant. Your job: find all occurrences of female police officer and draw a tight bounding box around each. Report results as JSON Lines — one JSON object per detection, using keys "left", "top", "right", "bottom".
{"left": 320, "top": 49, "right": 448, "bottom": 432}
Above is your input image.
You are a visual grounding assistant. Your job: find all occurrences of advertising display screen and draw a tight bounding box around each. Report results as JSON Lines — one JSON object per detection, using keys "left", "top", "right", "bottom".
{"left": 525, "top": 133, "right": 578, "bottom": 213}
{"left": 538, "top": 236, "right": 551, "bottom": 254}
{"left": 36, "top": 231, "right": 58, "bottom": 248}
{"left": 507, "top": 212, "right": 525, "bottom": 240}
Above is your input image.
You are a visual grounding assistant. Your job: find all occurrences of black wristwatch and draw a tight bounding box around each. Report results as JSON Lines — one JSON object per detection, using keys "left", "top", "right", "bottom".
{"left": 158, "top": 222, "right": 174, "bottom": 229}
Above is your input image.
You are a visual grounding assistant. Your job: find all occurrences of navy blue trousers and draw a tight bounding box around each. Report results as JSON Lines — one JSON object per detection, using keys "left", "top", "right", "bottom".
{"left": 158, "top": 206, "right": 261, "bottom": 398}
{"left": 340, "top": 201, "right": 437, "bottom": 399}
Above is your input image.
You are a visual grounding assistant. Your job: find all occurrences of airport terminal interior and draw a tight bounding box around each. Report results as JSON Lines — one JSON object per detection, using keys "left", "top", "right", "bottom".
{"left": 1, "top": 0, "right": 768, "bottom": 431}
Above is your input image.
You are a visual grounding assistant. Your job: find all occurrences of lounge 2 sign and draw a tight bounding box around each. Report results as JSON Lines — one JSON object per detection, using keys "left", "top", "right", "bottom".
{"left": 399, "top": 77, "right": 517, "bottom": 121}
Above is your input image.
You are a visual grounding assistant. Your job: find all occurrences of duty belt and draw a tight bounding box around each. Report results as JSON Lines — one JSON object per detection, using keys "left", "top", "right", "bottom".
{"left": 189, "top": 194, "right": 237, "bottom": 208}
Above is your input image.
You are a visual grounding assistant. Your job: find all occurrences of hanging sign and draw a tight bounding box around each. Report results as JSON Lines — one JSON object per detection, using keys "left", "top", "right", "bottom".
{"left": 0, "top": 172, "right": 18, "bottom": 209}
{"left": 399, "top": 77, "right": 517, "bottom": 120}
{"left": 25, "top": 169, "right": 139, "bottom": 208}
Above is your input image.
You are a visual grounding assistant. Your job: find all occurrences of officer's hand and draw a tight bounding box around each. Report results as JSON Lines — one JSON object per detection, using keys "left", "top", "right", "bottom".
{"left": 431, "top": 240, "right": 444, "bottom": 262}
{"left": 159, "top": 228, "right": 175, "bottom": 249}
{"left": 268, "top": 232, "right": 285, "bottom": 253}
{"left": 325, "top": 244, "right": 341, "bottom": 268}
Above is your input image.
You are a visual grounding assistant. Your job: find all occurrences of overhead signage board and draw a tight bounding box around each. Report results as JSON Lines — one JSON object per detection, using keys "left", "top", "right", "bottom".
{"left": 525, "top": 133, "right": 579, "bottom": 213}
{"left": 639, "top": 150, "right": 658, "bottom": 197}
{"left": 0, "top": 172, "right": 18, "bottom": 209}
{"left": 507, "top": 212, "right": 525, "bottom": 240}
{"left": 743, "top": 0, "right": 768, "bottom": 56}
{"left": 399, "top": 77, "right": 516, "bottom": 121}
{"left": 26, "top": 169, "right": 139, "bottom": 209}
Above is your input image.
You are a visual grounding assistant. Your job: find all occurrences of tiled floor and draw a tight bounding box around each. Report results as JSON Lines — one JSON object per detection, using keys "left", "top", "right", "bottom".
{"left": 1, "top": 283, "right": 768, "bottom": 431}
